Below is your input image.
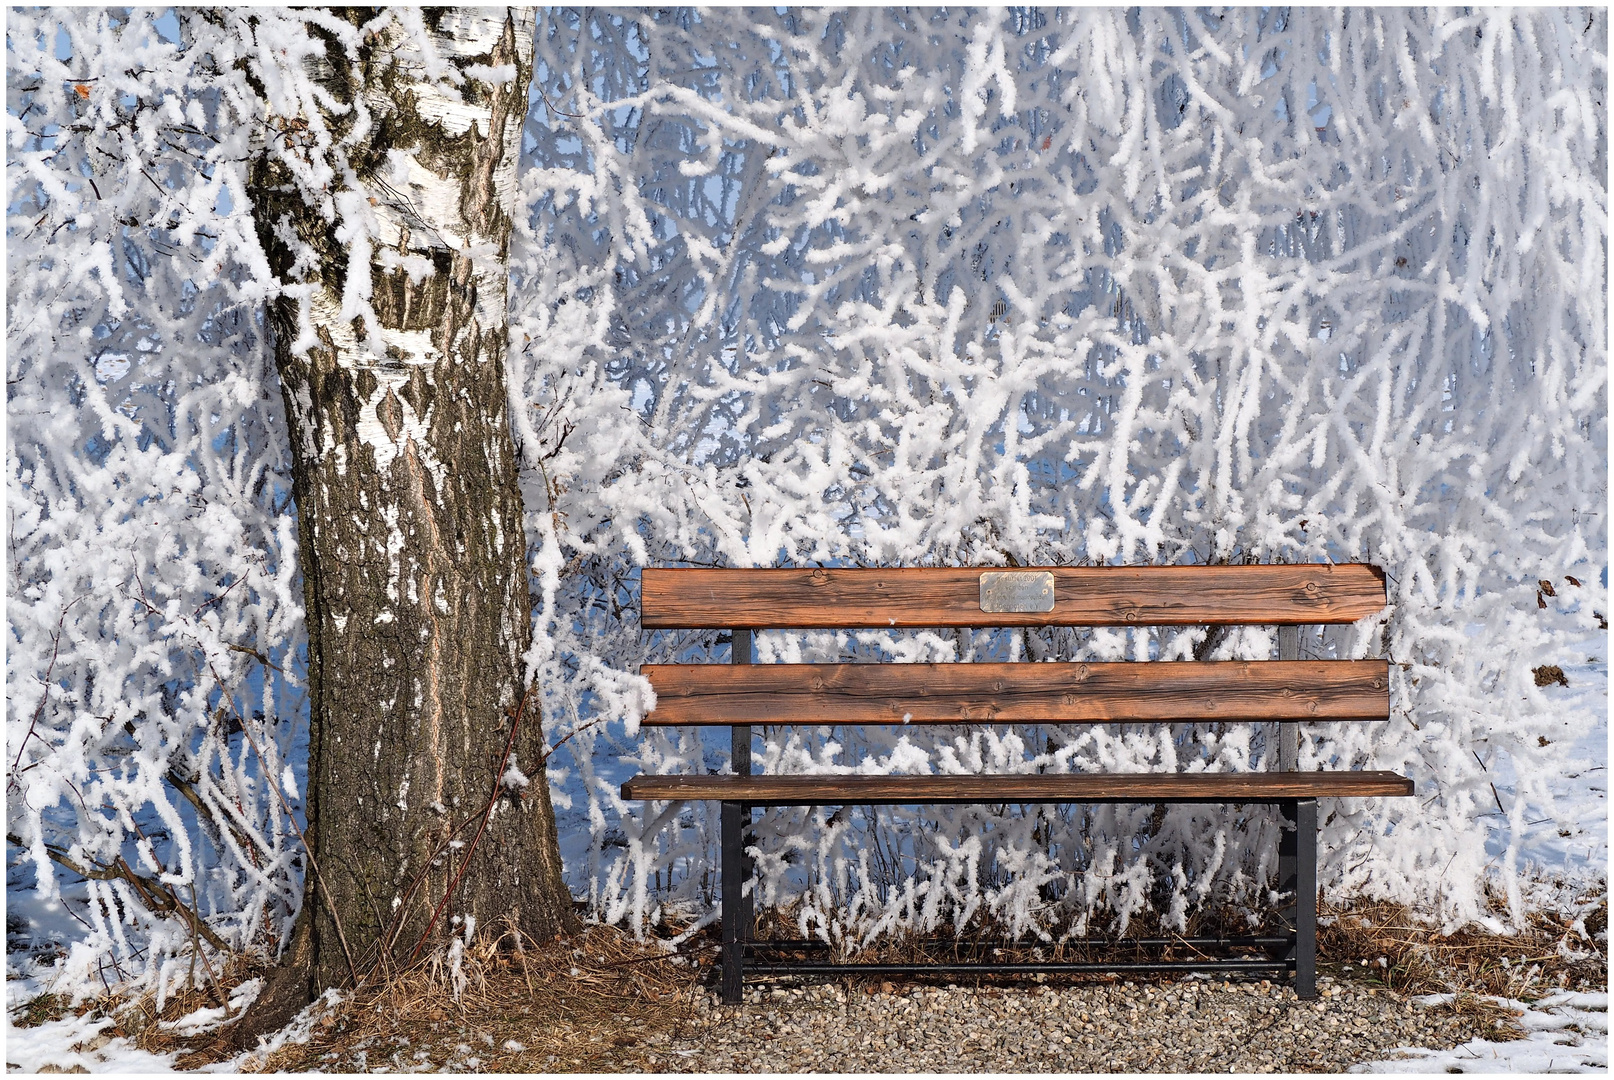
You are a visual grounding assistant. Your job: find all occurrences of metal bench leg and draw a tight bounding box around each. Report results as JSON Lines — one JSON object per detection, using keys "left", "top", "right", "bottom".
{"left": 1279, "top": 797, "right": 1319, "bottom": 998}
{"left": 740, "top": 803, "right": 755, "bottom": 941}
{"left": 1295, "top": 797, "right": 1317, "bottom": 999}
{"left": 1277, "top": 797, "right": 1298, "bottom": 942}
{"left": 727, "top": 632, "right": 753, "bottom": 999}
{"left": 721, "top": 799, "right": 744, "bottom": 1004}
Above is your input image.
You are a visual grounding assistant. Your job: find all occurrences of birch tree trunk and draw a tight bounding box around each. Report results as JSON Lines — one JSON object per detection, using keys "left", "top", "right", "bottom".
{"left": 242, "top": 7, "right": 573, "bottom": 1020}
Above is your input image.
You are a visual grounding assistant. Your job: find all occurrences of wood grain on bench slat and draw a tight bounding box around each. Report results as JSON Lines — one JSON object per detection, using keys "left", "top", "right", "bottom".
{"left": 621, "top": 771, "right": 1413, "bottom": 804}
{"left": 641, "top": 660, "right": 1388, "bottom": 726}
{"left": 639, "top": 565, "right": 1386, "bottom": 629}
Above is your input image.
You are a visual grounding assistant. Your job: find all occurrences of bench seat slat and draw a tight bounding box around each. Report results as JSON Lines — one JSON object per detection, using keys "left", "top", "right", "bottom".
{"left": 642, "top": 660, "right": 1388, "bottom": 726}
{"left": 621, "top": 771, "right": 1413, "bottom": 804}
{"left": 640, "top": 565, "right": 1386, "bottom": 629}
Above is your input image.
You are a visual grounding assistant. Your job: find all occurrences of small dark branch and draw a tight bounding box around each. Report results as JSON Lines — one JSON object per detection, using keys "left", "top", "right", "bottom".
{"left": 536, "top": 81, "right": 586, "bottom": 119}
{"left": 1472, "top": 751, "right": 1507, "bottom": 814}
{"left": 9, "top": 832, "right": 230, "bottom": 952}
{"left": 193, "top": 572, "right": 250, "bottom": 618}
{"left": 538, "top": 420, "right": 575, "bottom": 462}
{"left": 125, "top": 815, "right": 231, "bottom": 1012}
{"left": 164, "top": 764, "right": 267, "bottom": 866}
{"left": 537, "top": 714, "right": 608, "bottom": 768}
{"left": 1192, "top": 624, "right": 1230, "bottom": 663}
{"left": 123, "top": 574, "right": 162, "bottom": 620}
{"left": 187, "top": 883, "right": 232, "bottom": 1015}
{"left": 226, "top": 641, "right": 283, "bottom": 673}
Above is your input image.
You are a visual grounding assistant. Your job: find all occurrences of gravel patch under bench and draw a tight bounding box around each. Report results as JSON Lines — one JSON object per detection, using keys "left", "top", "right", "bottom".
{"left": 630, "top": 975, "right": 1514, "bottom": 1074}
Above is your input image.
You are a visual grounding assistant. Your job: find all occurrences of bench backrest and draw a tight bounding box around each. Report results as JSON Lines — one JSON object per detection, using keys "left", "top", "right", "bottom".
{"left": 638, "top": 565, "right": 1388, "bottom": 731}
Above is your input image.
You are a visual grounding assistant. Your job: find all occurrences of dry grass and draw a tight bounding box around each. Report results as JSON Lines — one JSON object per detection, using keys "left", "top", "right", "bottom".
{"left": 1317, "top": 893, "right": 1607, "bottom": 1000}
{"left": 7, "top": 950, "right": 263, "bottom": 1055}
{"left": 732, "top": 889, "right": 1608, "bottom": 1004}
{"left": 11, "top": 991, "right": 71, "bottom": 1029}
{"left": 94, "top": 922, "right": 705, "bottom": 1072}
{"left": 250, "top": 925, "right": 701, "bottom": 1073}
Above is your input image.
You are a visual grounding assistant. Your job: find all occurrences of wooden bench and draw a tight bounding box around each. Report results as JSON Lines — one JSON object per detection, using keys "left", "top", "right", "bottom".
{"left": 623, "top": 565, "right": 1413, "bottom": 1002}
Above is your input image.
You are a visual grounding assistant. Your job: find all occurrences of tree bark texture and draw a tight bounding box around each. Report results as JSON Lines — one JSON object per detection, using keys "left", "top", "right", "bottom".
{"left": 248, "top": 8, "right": 573, "bottom": 997}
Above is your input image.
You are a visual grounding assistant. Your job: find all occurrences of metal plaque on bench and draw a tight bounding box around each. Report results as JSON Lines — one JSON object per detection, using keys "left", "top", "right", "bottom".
{"left": 978, "top": 570, "right": 1056, "bottom": 613}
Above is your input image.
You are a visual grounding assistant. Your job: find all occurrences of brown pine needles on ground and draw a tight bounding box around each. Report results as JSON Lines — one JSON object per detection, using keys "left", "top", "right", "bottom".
{"left": 1316, "top": 895, "right": 1607, "bottom": 999}
{"left": 208, "top": 923, "right": 702, "bottom": 1073}
{"left": 736, "top": 887, "right": 1604, "bottom": 978}
{"left": 13, "top": 886, "right": 1604, "bottom": 1072}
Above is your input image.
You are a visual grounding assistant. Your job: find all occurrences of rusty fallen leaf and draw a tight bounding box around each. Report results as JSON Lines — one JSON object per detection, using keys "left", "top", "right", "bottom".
{"left": 1532, "top": 665, "right": 1568, "bottom": 688}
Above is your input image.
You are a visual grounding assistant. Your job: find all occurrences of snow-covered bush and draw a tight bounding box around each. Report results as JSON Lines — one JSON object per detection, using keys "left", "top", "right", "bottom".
{"left": 7, "top": 6, "right": 1605, "bottom": 998}
{"left": 512, "top": 6, "right": 1606, "bottom": 942}
{"left": 6, "top": 10, "right": 306, "bottom": 1004}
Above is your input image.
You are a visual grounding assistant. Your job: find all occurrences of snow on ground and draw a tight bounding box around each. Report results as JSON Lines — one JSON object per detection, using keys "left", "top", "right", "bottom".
{"left": 1, "top": 977, "right": 344, "bottom": 1075}
{"left": 3, "top": 1011, "right": 180, "bottom": 1074}
{"left": 1355, "top": 643, "right": 1609, "bottom": 1075}
{"left": 2, "top": 960, "right": 269, "bottom": 1074}
{"left": 1353, "top": 992, "right": 1608, "bottom": 1074}
{"left": 201, "top": 988, "right": 345, "bottom": 1074}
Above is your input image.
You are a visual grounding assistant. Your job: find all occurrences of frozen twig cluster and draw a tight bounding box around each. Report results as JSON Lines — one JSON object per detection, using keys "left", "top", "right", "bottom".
{"left": 511, "top": 7, "right": 1605, "bottom": 943}
{"left": 7, "top": 10, "right": 304, "bottom": 1004}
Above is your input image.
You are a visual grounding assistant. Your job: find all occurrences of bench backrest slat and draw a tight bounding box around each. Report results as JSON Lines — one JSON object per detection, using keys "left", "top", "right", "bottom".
{"left": 641, "top": 659, "right": 1388, "bottom": 726}
{"left": 640, "top": 565, "right": 1385, "bottom": 629}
